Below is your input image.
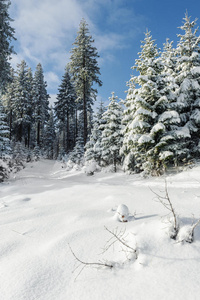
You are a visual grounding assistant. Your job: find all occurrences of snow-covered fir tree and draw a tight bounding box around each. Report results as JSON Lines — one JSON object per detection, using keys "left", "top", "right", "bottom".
{"left": 99, "top": 92, "right": 123, "bottom": 172}
{"left": 25, "top": 67, "right": 35, "bottom": 148}
{"left": 0, "top": 0, "right": 16, "bottom": 91}
{"left": 69, "top": 19, "right": 102, "bottom": 145}
{"left": 84, "top": 101, "right": 106, "bottom": 164}
{"left": 33, "top": 63, "right": 50, "bottom": 147}
{"left": 54, "top": 67, "right": 76, "bottom": 153}
{"left": 43, "top": 107, "right": 56, "bottom": 159}
{"left": 121, "top": 31, "right": 178, "bottom": 175}
{"left": 0, "top": 98, "right": 10, "bottom": 157}
{"left": 0, "top": 99, "right": 10, "bottom": 181}
{"left": 1, "top": 68, "right": 15, "bottom": 140}
{"left": 175, "top": 12, "right": 200, "bottom": 160}
{"left": 68, "top": 135, "right": 84, "bottom": 165}
{"left": 12, "top": 60, "right": 30, "bottom": 143}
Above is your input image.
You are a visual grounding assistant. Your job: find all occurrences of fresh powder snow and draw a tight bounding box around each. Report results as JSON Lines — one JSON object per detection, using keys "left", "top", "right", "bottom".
{"left": 1, "top": 159, "right": 200, "bottom": 300}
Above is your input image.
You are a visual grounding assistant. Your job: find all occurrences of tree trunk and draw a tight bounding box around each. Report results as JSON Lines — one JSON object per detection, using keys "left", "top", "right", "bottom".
{"left": 9, "top": 109, "right": 12, "bottom": 140}
{"left": 19, "top": 122, "right": 23, "bottom": 142}
{"left": 37, "top": 121, "right": 40, "bottom": 146}
{"left": 75, "top": 108, "right": 78, "bottom": 142}
{"left": 66, "top": 110, "right": 69, "bottom": 152}
{"left": 27, "top": 124, "right": 31, "bottom": 148}
{"left": 83, "top": 80, "right": 87, "bottom": 145}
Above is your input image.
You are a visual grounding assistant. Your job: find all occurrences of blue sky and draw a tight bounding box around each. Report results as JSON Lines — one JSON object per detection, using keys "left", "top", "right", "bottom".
{"left": 9, "top": 0, "right": 200, "bottom": 107}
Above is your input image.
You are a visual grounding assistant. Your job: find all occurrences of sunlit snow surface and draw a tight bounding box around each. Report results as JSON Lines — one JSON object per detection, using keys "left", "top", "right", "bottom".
{"left": 1, "top": 160, "right": 200, "bottom": 300}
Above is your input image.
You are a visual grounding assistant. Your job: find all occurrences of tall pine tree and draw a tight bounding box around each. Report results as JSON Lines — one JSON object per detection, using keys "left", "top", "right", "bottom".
{"left": 12, "top": 60, "right": 30, "bottom": 143}
{"left": 33, "top": 63, "right": 50, "bottom": 147}
{"left": 54, "top": 67, "right": 76, "bottom": 153}
{"left": 0, "top": 0, "right": 16, "bottom": 91}
{"left": 69, "top": 19, "right": 102, "bottom": 145}
{"left": 175, "top": 12, "right": 200, "bottom": 159}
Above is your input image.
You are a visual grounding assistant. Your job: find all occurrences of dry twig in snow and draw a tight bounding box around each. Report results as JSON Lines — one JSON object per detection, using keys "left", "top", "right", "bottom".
{"left": 150, "top": 179, "right": 179, "bottom": 239}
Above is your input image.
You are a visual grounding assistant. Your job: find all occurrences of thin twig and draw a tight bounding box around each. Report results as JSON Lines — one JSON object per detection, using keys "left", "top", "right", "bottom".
{"left": 104, "top": 226, "right": 138, "bottom": 258}
{"left": 150, "top": 179, "right": 179, "bottom": 239}
{"left": 69, "top": 243, "right": 113, "bottom": 269}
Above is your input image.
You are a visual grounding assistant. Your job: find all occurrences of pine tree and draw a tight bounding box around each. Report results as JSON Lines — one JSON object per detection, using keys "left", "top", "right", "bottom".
{"left": 84, "top": 100, "right": 106, "bottom": 164}
{"left": 25, "top": 67, "right": 34, "bottom": 148}
{"left": 12, "top": 60, "right": 30, "bottom": 143}
{"left": 0, "top": 98, "right": 10, "bottom": 181}
{"left": 33, "top": 63, "right": 50, "bottom": 147}
{"left": 54, "top": 67, "right": 76, "bottom": 153}
{"left": 0, "top": 0, "right": 16, "bottom": 91}
{"left": 99, "top": 92, "right": 123, "bottom": 172}
{"left": 0, "top": 98, "right": 10, "bottom": 156}
{"left": 1, "top": 67, "right": 15, "bottom": 140}
{"left": 68, "top": 135, "right": 84, "bottom": 165}
{"left": 158, "top": 39, "right": 182, "bottom": 168}
{"left": 121, "top": 31, "right": 173, "bottom": 175}
{"left": 44, "top": 106, "right": 56, "bottom": 159}
{"left": 69, "top": 19, "right": 102, "bottom": 145}
{"left": 175, "top": 12, "right": 200, "bottom": 159}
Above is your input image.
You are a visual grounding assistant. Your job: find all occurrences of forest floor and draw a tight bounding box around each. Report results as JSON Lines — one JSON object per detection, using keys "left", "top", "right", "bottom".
{"left": 1, "top": 159, "right": 200, "bottom": 300}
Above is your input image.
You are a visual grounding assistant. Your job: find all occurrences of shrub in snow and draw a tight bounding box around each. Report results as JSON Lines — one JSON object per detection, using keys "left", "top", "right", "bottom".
{"left": 166, "top": 217, "right": 180, "bottom": 240}
{"left": 177, "top": 219, "right": 200, "bottom": 243}
{"left": 84, "top": 160, "right": 100, "bottom": 175}
{"left": 152, "top": 180, "right": 179, "bottom": 239}
{"left": 177, "top": 226, "right": 194, "bottom": 243}
{"left": 0, "top": 158, "right": 10, "bottom": 182}
{"left": 68, "top": 136, "right": 84, "bottom": 166}
{"left": 32, "top": 146, "right": 41, "bottom": 161}
{"left": 115, "top": 204, "right": 130, "bottom": 222}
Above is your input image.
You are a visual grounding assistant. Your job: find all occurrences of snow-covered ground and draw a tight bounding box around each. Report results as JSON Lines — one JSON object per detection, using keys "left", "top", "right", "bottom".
{"left": 1, "top": 160, "right": 200, "bottom": 300}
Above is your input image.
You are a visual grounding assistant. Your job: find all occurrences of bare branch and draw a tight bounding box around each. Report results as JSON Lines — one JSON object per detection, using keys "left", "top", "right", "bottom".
{"left": 104, "top": 226, "right": 138, "bottom": 259}
{"left": 150, "top": 179, "right": 179, "bottom": 239}
{"left": 69, "top": 243, "right": 113, "bottom": 269}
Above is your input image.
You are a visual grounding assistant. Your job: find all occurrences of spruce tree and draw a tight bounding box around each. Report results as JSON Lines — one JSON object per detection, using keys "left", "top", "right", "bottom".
{"left": 0, "top": 0, "right": 16, "bottom": 91}
{"left": 54, "top": 68, "right": 76, "bottom": 153}
{"left": 1, "top": 67, "right": 15, "bottom": 140}
{"left": 121, "top": 31, "right": 173, "bottom": 175}
{"left": 25, "top": 67, "right": 34, "bottom": 148}
{"left": 68, "top": 135, "right": 84, "bottom": 165}
{"left": 12, "top": 60, "right": 30, "bottom": 143}
{"left": 175, "top": 12, "right": 200, "bottom": 160}
{"left": 44, "top": 107, "right": 56, "bottom": 159}
{"left": 99, "top": 92, "right": 123, "bottom": 172}
{"left": 69, "top": 19, "right": 102, "bottom": 145}
{"left": 0, "top": 98, "right": 10, "bottom": 156}
{"left": 33, "top": 63, "right": 50, "bottom": 147}
{"left": 84, "top": 100, "right": 106, "bottom": 164}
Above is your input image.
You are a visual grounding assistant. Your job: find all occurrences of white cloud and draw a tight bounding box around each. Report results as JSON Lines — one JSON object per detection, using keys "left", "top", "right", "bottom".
{"left": 49, "top": 94, "right": 57, "bottom": 107}
{"left": 95, "top": 33, "right": 125, "bottom": 52}
{"left": 44, "top": 72, "right": 60, "bottom": 90}
{"left": 9, "top": 0, "right": 146, "bottom": 101}
{"left": 10, "top": 0, "right": 142, "bottom": 71}
{"left": 10, "top": 53, "right": 25, "bottom": 69}
{"left": 11, "top": 0, "right": 86, "bottom": 68}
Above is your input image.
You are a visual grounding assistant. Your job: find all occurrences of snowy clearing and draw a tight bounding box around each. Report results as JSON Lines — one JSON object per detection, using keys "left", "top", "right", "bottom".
{"left": 1, "top": 160, "right": 200, "bottom": 300}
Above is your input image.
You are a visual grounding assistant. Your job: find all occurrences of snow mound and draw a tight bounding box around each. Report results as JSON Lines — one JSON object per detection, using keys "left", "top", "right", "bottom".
{"left": 115, "top": 204, "right": 130, "bottom": 222}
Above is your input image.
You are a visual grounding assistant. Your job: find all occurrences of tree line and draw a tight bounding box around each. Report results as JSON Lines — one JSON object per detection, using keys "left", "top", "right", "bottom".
{"left": 0, "top": 1, "right": 102, "bottom": 164}
{"left": 1, "top": 0, "right": 200, "bottom": 177}
{"left": 85, "top": 13, "right": 200, "bottom": 176}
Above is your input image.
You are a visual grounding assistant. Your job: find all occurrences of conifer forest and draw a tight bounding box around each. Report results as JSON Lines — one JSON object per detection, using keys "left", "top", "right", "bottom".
{"left": 1, "top": 0, "right": 200, "bottom": 181}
